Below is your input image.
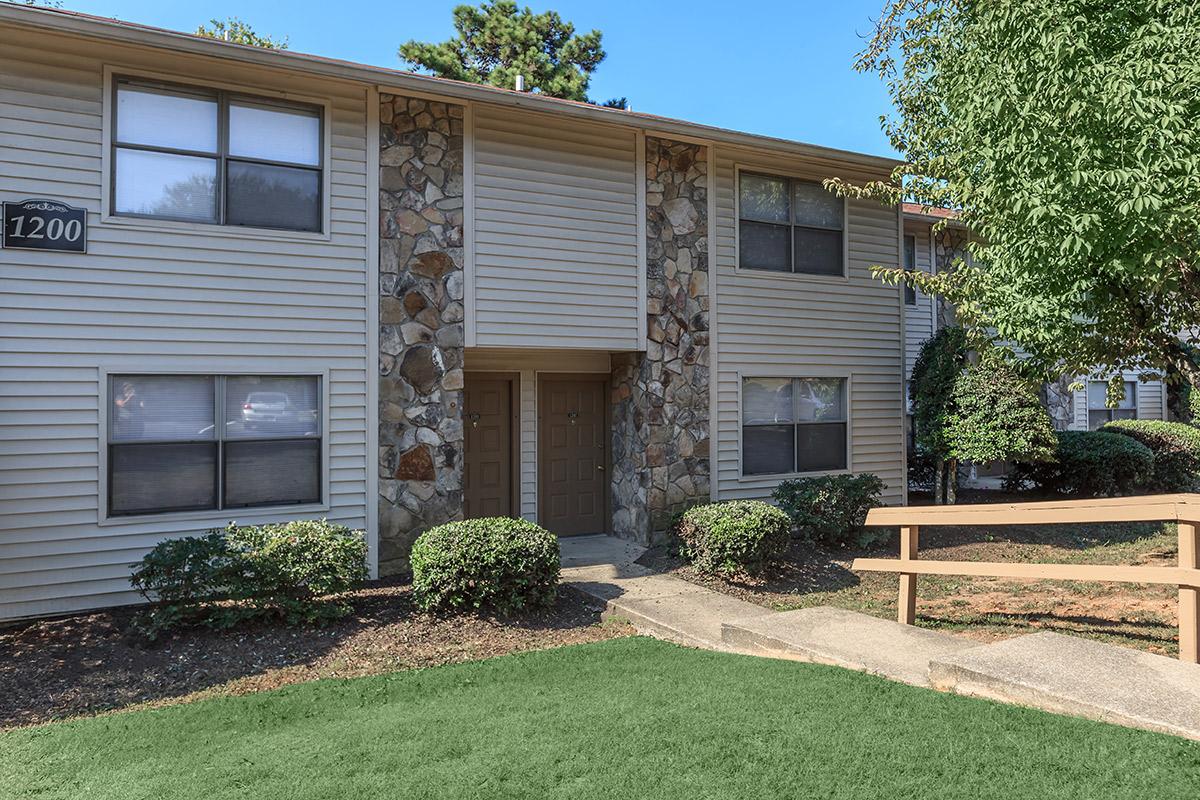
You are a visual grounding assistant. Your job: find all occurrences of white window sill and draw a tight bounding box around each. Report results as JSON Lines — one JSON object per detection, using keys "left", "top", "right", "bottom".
{"left": 98, "top": 502, "right": 330, "bottom": 528}
{"left": 98, "top": 213, "right": 332, "bottom": 244}
{"left": 737, "top": 468, "right": 852, "bottom": 484}
{"left": 731, "top": 266, "right": 852, "bottom": 284}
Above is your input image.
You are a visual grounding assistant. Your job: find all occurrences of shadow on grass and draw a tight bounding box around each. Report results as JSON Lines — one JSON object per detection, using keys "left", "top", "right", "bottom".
{"left": 920, "top": 610, "right": 1178, "bottom": 648}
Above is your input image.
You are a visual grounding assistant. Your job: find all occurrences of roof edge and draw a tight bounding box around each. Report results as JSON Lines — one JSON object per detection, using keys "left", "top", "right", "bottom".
{"left": 0, "top": 5, "right": 900, "bottom": 175}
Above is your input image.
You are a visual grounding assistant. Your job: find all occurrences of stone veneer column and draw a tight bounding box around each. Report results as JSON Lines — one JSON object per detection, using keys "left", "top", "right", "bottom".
{"left": 1042, "top": 375, "right": 1075, "bottom": 431}
{"left": 377, "top": 95, "right": 466, "bottom": 574}
{"left": 611, "top": 138, "right": 711, "bottom": 544}
{"left": 933, "top": 227, "right": 970, "bottom": 329}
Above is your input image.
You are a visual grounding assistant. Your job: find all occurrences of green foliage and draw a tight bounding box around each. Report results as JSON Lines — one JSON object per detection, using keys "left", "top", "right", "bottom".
{"left": 399, "top": 1, "right": 606, "bottom": 102}
{"left": 1102, "top": 419, "right": 1200, "bottom": 491}
{"left": 1006, "top": 431, "right": 1155, "bottom": 497}
{"left": 910, "top": 326, "right": 969, "bottom": 457}
{"left": 130, "top": 520, "right": 367, "bottom": 638}
{"left": 945, "top": 357, "right": 1057, "bottom": 464}
{"left": 677, "top": 501, "right": 791, "bottom": 577}
{"left": 410, "top": 517, "right": 559, "bottom": 614}
{"left": 847, "top": 1, "right": 1200, "bottom": 389}
{"left": 195, "top": 17, "right": 288, "bottom": 49}
{"left": 772, "top": 474, "right": 887, "bottom": 547}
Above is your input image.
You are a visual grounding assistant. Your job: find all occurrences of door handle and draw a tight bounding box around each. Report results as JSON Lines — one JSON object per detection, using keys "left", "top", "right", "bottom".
{"left": 597, "top": 464, "right": 605, "bottom": 472}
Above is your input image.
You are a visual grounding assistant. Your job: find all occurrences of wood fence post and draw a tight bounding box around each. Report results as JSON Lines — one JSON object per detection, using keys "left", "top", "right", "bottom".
{"left": 898, "top": 525, "right": 919, "bottom": 625}
{"left": 1180, "top": 521, "right": 1199, "bottom": 663}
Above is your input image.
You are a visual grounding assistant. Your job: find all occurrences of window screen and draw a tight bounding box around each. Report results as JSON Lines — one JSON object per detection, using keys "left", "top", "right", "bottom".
{"left": 108, "top": 374, "right": 321, "bottom": 516}
{"left": 113, "top": 78, "right": 322, "bottom": 232}
{"left": 1087, "top": 380, "right": 1137, "bottom": 431}
{"left": 742, "top": 377, "right": 848, "bottom": 475}
{"left": 739, "top": 173, "right": 844, "bottom": 276}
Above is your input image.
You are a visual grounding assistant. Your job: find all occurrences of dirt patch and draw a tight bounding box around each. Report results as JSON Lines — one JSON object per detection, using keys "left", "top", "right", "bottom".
{"left": 640, "top": 496, "right": 1181, "bottom": 657}
{"left": 0, "top": 579, "right": 631, "bottom": 729}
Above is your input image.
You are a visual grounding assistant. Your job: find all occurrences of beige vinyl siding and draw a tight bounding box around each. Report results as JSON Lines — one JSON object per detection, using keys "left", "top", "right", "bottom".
{"left": 713, "top": 147, "right": 904, "bottom": 504}
{"left": 1138, "top": 379, "right": 1166, "bottom": 421}
{"left": 463, "top": 348, "right": 611, "bottom": 521}
{"left": 472, "top": 105, "right": 640, "bottom": 349}
{"left": 0, "top": 26, "right": 370, "bottom": 620}
{"left": 903, "top": 220, "right": 935, "bottom": 385}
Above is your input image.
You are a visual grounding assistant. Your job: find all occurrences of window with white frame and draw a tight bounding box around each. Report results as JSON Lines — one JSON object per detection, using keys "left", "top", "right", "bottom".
{"left": 903, "top": 234, "right": 917, "bottom": 305}
{"left": 1087, "top": 380, "right": 1137, "bottom": 430}
{"left": 112, "top": 77, "right": 323, "bottom": 232}
{"left": 742, "top": 377, "right": 848, "bottom": 475}
{"left": 738, "top": 173, "right": 845, "bottom": 276}
{"left": 107, "top": 375, "right": 321, "bottom": 516}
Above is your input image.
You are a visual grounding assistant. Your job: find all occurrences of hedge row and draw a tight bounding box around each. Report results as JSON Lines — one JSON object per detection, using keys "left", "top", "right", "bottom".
{"left": 1008, "top": 420, "right": 1200, "bottom": 496}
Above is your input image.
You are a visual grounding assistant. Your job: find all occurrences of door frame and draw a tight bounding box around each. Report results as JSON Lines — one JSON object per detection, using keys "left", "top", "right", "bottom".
{"left": 536, "top": 372, "right": 612, "bottom": 535}
{"left": 463, "top": 371, "right": 521, "bottom": 518}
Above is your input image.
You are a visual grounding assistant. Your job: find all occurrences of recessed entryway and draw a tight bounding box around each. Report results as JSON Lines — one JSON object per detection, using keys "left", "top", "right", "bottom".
{"left": 463, "top": 373, "right": 519, "bottom": 519}
{"left": 538, "top": 374, "right": 610, "bottom": 536}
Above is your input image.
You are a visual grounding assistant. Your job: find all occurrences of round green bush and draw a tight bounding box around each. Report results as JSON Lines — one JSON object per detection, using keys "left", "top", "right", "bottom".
{"left": 411, "top": 517, "right": 559, "bottom": 614}
{"left": 677, "top": 500, "right": 791, "bottom": 577}
{"left": 1101, "top": 419, "right": 1200, "bottom": 492}
{"left": 772, "top": 474, "right": 886, "bottom": 547}
{"left": 130, "top": 519, "right": 368, "bottom": 639}
{"left": 1006, "top": 430, "right": 1154, "bottom": 497}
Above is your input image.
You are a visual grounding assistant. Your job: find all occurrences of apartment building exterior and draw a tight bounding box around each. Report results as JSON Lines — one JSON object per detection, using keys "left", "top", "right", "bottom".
{"left": 0, "top": 6, "right": 907, "bottom": 619}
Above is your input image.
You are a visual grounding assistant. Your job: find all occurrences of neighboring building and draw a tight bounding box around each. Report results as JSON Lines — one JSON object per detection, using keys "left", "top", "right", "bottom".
{"left": 900, "top": 204, "right": 1167, "bottom": 436}
{"left": 0, "top": 6, "right": 907, "bottom": 620}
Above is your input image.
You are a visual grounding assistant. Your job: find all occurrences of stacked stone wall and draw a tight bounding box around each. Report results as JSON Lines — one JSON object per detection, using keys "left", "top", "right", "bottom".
{"left": 377, "top": 95, "right": 466, "bottom": 572}
{"left": 611, "top": 138, "right": 711, "bottom": 544}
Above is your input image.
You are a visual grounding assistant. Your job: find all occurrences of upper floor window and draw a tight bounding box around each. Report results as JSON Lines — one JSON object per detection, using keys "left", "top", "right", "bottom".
{"left": 1087, "top": 380, "right": 1136, "bottom": 430}
{"left": 742, "top": 377, "right": 848, "bottom": 476}
{"left": 738, "top": 173, "right": 845, "bottom": 276}
{"left": 903, "top": 234, "right": 917, "bottom": 305}
{"left": 112, "top": 78, "right": 323, "bottom": 232}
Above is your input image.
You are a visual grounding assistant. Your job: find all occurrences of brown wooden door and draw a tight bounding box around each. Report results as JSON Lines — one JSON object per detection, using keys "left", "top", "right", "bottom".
{"left": 464, "top": 376, "right": 515, "bottom": 519}
{"left": 539, "top": 376, "right": 608, "bottom": 536}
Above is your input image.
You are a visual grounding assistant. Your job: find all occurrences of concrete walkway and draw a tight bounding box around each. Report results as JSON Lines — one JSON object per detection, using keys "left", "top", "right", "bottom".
{"left": 560, "top": 535, "right": 771, "bottom": 650}
{"left": 559, "top": 535, "right": 1200, "bottom": 740}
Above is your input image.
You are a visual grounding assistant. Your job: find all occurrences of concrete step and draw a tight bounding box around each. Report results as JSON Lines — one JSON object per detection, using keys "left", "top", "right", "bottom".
{"left": 721, "top": 606, "right": 977, "bottom": 687}
{"left": 929, "top": 632, "right": 1200, "bottom": 740}
{"left": 601, "top": 590, "right": 774, "bottom": 651}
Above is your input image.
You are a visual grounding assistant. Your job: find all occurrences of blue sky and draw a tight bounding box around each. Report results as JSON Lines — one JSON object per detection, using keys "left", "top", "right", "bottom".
{"left": 56, "top": 0, "right": 896, "bottom": 156}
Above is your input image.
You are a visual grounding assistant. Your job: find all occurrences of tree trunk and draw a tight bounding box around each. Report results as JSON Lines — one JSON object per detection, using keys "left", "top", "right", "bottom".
{"left": 946, "top": 458, "right": 958, "bottom": 505}
{"left": 934, "top": 459, "right": 945, "bottom": 505}
{"left": 1166, "top": 343, "right": 1200, "bottom": 422}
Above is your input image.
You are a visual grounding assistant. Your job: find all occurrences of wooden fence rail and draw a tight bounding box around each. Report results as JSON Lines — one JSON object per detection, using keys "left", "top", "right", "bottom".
{"left": 854, "top": 494, "right": 1200, "bottom": 663}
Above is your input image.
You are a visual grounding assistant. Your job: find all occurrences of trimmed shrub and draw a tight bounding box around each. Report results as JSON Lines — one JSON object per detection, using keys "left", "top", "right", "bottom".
{"left": 677, "top": 500, "right": 791, "bottom": 577}
{"left": 1102, "top": 419, "right": 1200, "bottom": 491}
{"left": 1006, "top": 430, "right": 1154, "bottom": 497}
{"left": 772, "top": 474, "right": 886, "bottom": 547}
{"left": 945, "top": 358, "right": 1057, "bottom": 465}
{"left": 910, "top": 326, "right": 969, "bottom": 458}
{"left": 131, "top": 520, "right": 368, "bottom": 638}
{"left": 411, "top": 517, "right": 559, "bottom": 614}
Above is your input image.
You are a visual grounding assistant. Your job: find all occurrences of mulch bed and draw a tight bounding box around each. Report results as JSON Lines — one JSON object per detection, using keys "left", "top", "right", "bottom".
{"left": 0, "top": 579, "right": 630, "bottom": 729}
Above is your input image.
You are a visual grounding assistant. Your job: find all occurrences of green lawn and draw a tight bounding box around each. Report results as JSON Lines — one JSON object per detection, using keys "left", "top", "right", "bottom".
{"left": 2, "top": 638, "right": 1196, "bottom": 799}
